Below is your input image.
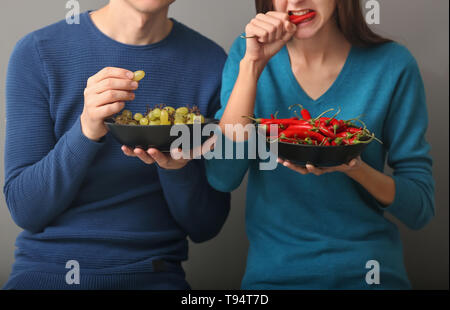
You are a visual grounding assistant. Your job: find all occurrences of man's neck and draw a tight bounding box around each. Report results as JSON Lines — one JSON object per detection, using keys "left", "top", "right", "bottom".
{"left": 90, "top": 2, "right": 173, "bottom": 46}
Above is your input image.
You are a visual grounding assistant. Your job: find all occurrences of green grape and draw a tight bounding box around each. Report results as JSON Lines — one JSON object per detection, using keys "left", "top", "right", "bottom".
{"left": 174, "top": 116, "right": 186, "bottom": 125}
{"left": 150, "top": 108, "right": 161, "bottom": 121}
{"left": 149, "top": 120, "right": 161, "bottom": 125}
{"left": 128, "top": 120, "right": 138, "bottom": 125}
{"left": 133, "top": 70, "right": 145, "bottom": 82}
{"left": 122, "top": 109, "right": 132, "bottom": 119}
{"left": 160, "top": 109, "right": 171, "bottom": 125}
{"left": 134, "top": 113, "right": 143, "bottom": 121}
{"left": 187, "top": 113, "right": 205, "bottom": 124}
{"left": 164, "top": 106, "right": 175, "bottom": 114}
{"left": 194, "top": 115, "right": 205, "bottom": 124}
{"left": 186, "top": 113, "right": 196, "bottom": 124}
{"left": 115, "top": 115, "right": 128, "bottom": 125}
{"left": 175, "top": 107, "right": 189, "bottom": 115}
{"left": 139, "top": 117, "right": 149, "bottom": 125}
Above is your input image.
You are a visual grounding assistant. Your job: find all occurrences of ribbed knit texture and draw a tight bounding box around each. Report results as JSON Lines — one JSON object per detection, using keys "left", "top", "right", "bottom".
{"left": 3, "top": 11, "right": 230, "bottom": 290}
{"left": 205, "top": 37, "right": 435, "bottom": 289}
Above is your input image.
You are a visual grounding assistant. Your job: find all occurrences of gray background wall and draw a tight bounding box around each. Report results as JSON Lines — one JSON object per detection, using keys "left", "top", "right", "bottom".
{"left": 0, "top": 0, "right": 448, "bottom": 290}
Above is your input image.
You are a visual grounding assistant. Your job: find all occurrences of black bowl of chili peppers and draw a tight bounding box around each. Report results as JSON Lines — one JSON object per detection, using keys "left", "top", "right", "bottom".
{"left": 248, "top": 105, "right": 381, "bottom": 167}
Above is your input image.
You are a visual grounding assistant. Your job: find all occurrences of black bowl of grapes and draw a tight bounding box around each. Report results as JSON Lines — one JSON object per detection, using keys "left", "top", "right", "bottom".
{"left": 105, "top": 105, "right": 218, "bottom": 152}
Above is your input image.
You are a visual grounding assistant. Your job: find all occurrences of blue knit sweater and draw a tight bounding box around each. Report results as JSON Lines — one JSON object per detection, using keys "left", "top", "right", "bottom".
{"left": 205, "top": 37, "right": 435, "bottom": 289}
{"left": 3, "top": 11, "right": 230, "bottom": 290}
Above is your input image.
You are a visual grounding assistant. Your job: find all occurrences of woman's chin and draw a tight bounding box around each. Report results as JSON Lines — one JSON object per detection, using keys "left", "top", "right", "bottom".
{"left": 293, "top": 28, "right": 318, "bottom": 40}
{"left": 292, "top": 20, "right": 321, "bottom": 40}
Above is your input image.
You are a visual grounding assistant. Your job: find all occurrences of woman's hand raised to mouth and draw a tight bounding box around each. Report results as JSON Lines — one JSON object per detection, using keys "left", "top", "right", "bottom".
{"left": 243, "top": 12, "right": 296, "bottom": 71}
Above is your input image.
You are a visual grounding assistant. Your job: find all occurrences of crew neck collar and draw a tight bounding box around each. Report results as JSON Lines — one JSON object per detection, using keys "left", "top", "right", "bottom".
{"left": 82, "top": 10, "right": 178, "bottom": 50}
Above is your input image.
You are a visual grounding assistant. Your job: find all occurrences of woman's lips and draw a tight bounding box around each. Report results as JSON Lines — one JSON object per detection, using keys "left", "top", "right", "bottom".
{"left": 288, "top": 9, "right": 317, "bottom": 25}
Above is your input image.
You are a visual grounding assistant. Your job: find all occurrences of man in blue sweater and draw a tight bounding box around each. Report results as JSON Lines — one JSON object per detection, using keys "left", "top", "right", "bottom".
{"left": 3, "top": 0, "right": 230, "bottom": 289}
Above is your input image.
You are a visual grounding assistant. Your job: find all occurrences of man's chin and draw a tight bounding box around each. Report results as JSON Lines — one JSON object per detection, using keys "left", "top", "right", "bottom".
{"left": 124, "top": 0, "right": 174, "bottom": 14}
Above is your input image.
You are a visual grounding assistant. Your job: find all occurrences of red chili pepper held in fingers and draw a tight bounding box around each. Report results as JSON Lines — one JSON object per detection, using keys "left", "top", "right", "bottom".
{"left": 289, "top": 11, "right": 317, "bottom": 25}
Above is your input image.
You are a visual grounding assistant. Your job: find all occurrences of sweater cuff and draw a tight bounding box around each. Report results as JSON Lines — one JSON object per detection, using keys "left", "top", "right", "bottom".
{"left": 373, "top": 175, "right": 414, "bottom": 215}
{"left": 203, "top": 125, "right": 250, "bottom": 159}
{"left": 64, "top": 116, "right": 106, "bottom": 161}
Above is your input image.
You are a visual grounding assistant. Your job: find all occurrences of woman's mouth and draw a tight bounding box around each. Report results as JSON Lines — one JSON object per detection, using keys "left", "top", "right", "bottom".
{"left": 288, "top": 9, "right": 317, "bottom": 25}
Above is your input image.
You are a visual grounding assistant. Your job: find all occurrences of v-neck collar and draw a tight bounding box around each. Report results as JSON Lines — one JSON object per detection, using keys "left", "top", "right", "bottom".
{"left": 279, "top": 44, "right": 355, "bottom": 104}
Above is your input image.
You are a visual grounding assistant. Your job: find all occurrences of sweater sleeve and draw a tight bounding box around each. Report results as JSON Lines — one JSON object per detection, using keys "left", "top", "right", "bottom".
{"left": 156, "top": 87, "right": 230, "bottom": 243}
{"left": 204, "top": 37, "right": 251, "bottom": 193}
{"left": 157, "top": 160, "right": 230, "bottom": 243}
{"left": 3, "top": 33, "right": 106, "bottom": 233}
{"left": 374, "top": 56, "right": 435, "bottom": 230}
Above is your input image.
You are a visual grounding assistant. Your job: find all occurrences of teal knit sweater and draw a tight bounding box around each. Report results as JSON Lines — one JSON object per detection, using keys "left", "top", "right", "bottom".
{"left": 205, "top": 37, "right": 435, "bottom": 289}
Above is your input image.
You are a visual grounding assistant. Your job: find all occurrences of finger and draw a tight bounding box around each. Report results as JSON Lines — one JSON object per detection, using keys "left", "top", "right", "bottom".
{"left": 94, "top": 78, "right": 139, "bottom": 94}
{"left": 96, "top": 90, "right": 135, "bottom": 107}
{"left": 121, "top": 145, "right": 136, "bottom": 157}
{"left": 317, "top": 167, "right": 337, "bottom": 174}
{"left": 133, "top": 148, "right": 156, "bottom": 164}
{"left": 282, "top": 20, "right": 296, "bottom": 41}
{"left": 251, "top": 18, "right": 278, "bottom": 42}
{"left": 306, "top": 164, "right": 323, "bottom": 176}
{"left": 348, "top": 159, "right": 357, "bottom": 167}
{"left": 147, "top": 148, "right": 170, "bottom": 167}
{"left": 170, "top": 148, "right": 191, "bottom": 161}
{"left": 284, "top": 160, "right": 309, "bottom": 175}
{"left": 245, "top": 23, "right": 269, "bottom": 43}
{"left": 95, "top": 101, "right": 126, "bottom": 119}
{"left": 255, "top": 13, "right": 284, "bottom": 40}
{"left": 87, "top": 67, "right": 134, "bottom": 86}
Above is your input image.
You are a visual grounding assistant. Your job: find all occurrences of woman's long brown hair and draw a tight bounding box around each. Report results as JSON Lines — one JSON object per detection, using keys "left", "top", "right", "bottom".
{"left": 255, "top": 0, "right": 392, "bottom": 47}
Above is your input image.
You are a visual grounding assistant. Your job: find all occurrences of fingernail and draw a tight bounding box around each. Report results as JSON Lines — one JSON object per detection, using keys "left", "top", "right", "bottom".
{"left": 127, "top": 71, "right": 134, "bottom": 79}
{"left": 131, "top": 81, "right": 138, "bottom": 88}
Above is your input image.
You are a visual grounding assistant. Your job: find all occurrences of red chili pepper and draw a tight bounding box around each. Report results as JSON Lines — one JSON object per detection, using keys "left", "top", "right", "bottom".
{"left": 301, "top": 109, "right": 312, "bottom": 121}
{"left": 261, "top": 124, "right": 281, "bottom": 135}
{"left": 331, "top": 137, "right": 344, "bottom": 146}
{"left": 248, "top": 116, "right": 298, "bottom": 125}
{"left": 343, "top": 134, "right": 368, "bottom": 145}
{"left": 289, "top": 11, "right": 317, "bottom": 25}
{"left": 347, "top": 127, "right": 364, "bottom": 134}
{"left": 288, "top": 104, "right": 312, "bottom": 121}
{"left": 336, "top": 131, "right": 355, "bottom": 139}
{"left": 315, "top": 119, "right": 336, "bottom": 139}
{"left": 319, "top": 137, "right": 331, "bottom": 146}
{"left": 279, "top": 124, "right": 315, "bottom": 138}
{"left": 281, "top": 127, "right": 326, "bottom": 142}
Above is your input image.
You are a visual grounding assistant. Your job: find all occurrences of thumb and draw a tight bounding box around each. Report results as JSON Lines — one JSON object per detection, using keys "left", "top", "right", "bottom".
{"left": 147, "top": 148, "right": 170, "bottom": 166}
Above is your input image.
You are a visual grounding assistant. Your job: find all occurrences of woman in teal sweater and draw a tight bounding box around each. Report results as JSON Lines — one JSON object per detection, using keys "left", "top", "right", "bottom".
{"left": 205, "top": 0, "right": 434, "bottom": 289}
